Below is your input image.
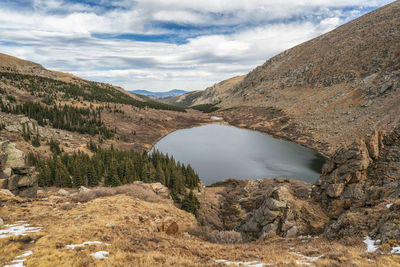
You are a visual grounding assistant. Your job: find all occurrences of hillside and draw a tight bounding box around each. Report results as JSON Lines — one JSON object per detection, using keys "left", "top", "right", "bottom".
{"left": 181, "top": 1, "right": 400, "bottom": 155}
{"left": 1, "top": 2, "right": 400, "bottom": 266}
{"left": 0, "top": 53, "right": 215, "bottom": 156}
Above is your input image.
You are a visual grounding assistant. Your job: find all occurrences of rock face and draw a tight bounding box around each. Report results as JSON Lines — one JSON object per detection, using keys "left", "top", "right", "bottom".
{"left": 200, "top": 179, "right": 328, "bottom": 240}
{"left": 236, "top": 186, "right": 328, "bottom": 241}
{"left": 0, "top": 139, "right": 38, "bottom": 197}
{"left": 314, "top": 126, "right": 400, "bottom": 242}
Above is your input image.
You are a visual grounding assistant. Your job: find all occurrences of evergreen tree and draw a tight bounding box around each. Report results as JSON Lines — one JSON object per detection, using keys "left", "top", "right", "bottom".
{"left": 155, "top": 163, "right": 166, "bottom": 184}
{"left": 181, "top": 191, "right": 200, "bottom": 216}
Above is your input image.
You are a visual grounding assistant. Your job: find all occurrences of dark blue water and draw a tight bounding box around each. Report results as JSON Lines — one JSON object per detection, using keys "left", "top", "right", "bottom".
{"left": 153, "top": 124, "right": 325, "bottom": 185}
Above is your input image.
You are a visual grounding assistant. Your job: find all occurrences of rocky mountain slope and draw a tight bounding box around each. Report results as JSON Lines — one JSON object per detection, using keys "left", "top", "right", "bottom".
{"left": 0, "top": 53, "right": 216, "bottom": 155}
{"left": 179, "top": 1, "right": 400, "bottom": 155}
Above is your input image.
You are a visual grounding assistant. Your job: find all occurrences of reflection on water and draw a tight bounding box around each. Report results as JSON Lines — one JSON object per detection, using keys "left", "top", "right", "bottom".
{"left": 152, "top": 124, "right": 326, "bottom": 185}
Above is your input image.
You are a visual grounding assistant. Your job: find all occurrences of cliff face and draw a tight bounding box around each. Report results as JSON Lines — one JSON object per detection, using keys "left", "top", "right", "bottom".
{"left": 314, "top": 126, "right": 400, "bottom": 242}
{"left": 187, "top": 1, "right": 400, "bottom": 155}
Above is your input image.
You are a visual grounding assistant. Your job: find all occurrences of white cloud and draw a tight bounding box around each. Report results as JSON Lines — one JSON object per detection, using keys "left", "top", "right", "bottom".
{"left": 0, "top": 0, "right": 394, "bottom": 91}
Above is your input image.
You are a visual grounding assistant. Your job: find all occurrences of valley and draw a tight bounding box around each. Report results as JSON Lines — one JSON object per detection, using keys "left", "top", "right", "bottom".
{"left": 0, "top": 1, "right": 400, "bottom": 266}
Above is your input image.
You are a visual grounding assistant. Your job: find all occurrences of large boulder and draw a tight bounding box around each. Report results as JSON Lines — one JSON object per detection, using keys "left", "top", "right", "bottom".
{"left": 0, "top": 139, "right": 38, "bottom": 198}
{"left": 150, "top": 182, "right": 170, "bottom": 198}
{"left": 236, "top": 185, "right": 328, "bottom": 241}
{"left": 0, "top": 140, "right": 26, "bottom": 169}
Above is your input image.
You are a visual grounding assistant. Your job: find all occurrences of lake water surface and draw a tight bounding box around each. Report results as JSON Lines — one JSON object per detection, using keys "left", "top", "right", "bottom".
{"left": 153, "top": 124, "right": 325, "bottom": 185}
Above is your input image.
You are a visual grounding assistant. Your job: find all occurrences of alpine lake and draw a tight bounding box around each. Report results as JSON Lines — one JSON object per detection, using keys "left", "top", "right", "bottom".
{"left": 152, "top": 124, "right": 326, "bottom": 185}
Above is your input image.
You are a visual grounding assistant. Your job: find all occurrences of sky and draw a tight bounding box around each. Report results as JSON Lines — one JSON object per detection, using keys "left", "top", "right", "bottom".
{"left": 0, "top": 0, "right": 394, "bottom": 92}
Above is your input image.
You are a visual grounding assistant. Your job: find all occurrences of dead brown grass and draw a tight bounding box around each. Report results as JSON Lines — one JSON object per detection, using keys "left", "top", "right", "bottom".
{"left": 1, "top": 192, "right": 400, "bottom": 267}
{"left": 70, "top": 183, "right": 164, "bottom": 203}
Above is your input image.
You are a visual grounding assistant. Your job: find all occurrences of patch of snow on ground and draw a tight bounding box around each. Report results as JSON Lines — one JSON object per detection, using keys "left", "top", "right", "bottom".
{"left": 15, "top": 251, "right": 33, "bottom": 258}
{"left": 364, "top": 236, "right": 379, "bottom": 253}
{"left": 91, "top": 251, "right": 109, "bottom": 260}
{"left": 289, "top": 252, "right": 324, "bottom": 266}
{"left": 386, "top": 203, "right": 393, "bottom": 208}
{"left": 211, "top": 116, "right": 223, "bottom": 120}
{"left": 66, "top": 241, "right": 102, "bottom": 249}
{"left": 0, "top": 223, "right": 42, "bottom": 239}
{"left": 215, "top": 259, "right": 272, "bottom": 266}
{"left": 3, "top": 250, "right": 33, "bottom": 267}
{"left": 3, "top": 261, "right": 25, "bottom": 267}
{"left": 392, "top": 247, "right": 400, "bottom": 254}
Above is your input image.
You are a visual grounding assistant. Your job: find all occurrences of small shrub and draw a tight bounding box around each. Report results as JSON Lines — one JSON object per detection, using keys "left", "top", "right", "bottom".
{"left": 59, "top": 202, "right": 73, "bottom": 210}
{"left": 206, "top": 230, "right": 243, "bottom": 244}
{"left": 188, "top": 226, "right": 242, "bottom": 244}
{"left": 70, "top": 184, "right": 164, "bottom": 203}
{"left": 114, "top": 184, "right": 164, "bottom": 203}
{"left": 379, "top": 243, "right": 391, "bottom": 253}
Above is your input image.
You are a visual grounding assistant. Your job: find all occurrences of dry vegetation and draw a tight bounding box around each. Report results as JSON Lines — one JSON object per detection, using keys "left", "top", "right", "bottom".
{"left": 1, "top": 189, "right": 400, "bottom": 266}
{"left": 69, "top": 184, "right": 166, "bottom": 204}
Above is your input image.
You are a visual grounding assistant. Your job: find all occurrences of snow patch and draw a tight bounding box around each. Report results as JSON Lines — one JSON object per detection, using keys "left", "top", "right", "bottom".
{"left": 364, "top": 236, "right": 400, "bottom": 254}
{"left": 3, "top": 261, "right": 25, "bottom": 267}
{"left": 0, "top": 223, "right": 42, "bottom": 239}
{"left": 391, "top": 247, "right": 400, "bottom": 254}
{"left": 364, "top": 236, "right": 379, "bottom": 253}
{"left": 91, "top": 251, "right": 109, "bottom": 260}
{"left": 289, "top": 252, "right": 324, "bottom": 266}
{"left": 386, "top": 203, "right": 393, "bottom": 208}
{"left": 215, "top": 259, "right": 273, "bottom": 266}
{"left": 3, "top": 250, "right": 33, "bottom": 267}
{"left": 211, "top": 116, "right": 223, "bottom": 121}
{"left": 66, "top": 241, "right": 102, "bottom": 249}
{"left": 16, "top": 251, "right": 33, "bottom": 258}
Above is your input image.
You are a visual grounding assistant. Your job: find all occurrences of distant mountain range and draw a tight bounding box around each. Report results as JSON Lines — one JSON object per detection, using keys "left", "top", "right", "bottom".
{"left": 130, "top": 89, "right": 188, "bottom": 99}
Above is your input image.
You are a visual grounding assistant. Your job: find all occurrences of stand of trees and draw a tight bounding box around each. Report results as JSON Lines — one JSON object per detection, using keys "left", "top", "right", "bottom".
{"left": 28, "top": 146, "right": 200, "bottom": 196}
{"left": 0, "top": 100, "right": 115, "bottom": 138}
{"left": 0, "top": 72, "right": 185, "bottom": 112}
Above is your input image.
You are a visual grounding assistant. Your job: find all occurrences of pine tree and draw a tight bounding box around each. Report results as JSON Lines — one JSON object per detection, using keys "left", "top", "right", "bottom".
{"left": 181, "top": 190, "right": 200, "bottom": 216}
{"left": 155, "top": 163, "right": 166, "bottom": 185}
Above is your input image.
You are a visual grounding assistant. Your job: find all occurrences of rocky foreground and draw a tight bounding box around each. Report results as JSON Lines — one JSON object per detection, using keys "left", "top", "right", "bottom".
{"left": 1, "top": 126, "right": 400, "bottom": 266}
{"left": 0, "top": 184, "right": 399, "bottom": 266}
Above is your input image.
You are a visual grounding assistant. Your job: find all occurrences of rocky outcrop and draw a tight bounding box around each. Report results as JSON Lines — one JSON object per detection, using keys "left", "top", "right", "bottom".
{"left": 0, "top": 112, "right": 43, "bottom": 139}
{"left": 0, "top": 139, "right": 38, "bottom": 197}
{"left": 200, "top": 179, "right": 328, "bottom": 240}
{"left": 236, "top": 185, "right": 328, "bottom": 241}
{"left": 313, "top": 126, "right": 400, "bottom": 242}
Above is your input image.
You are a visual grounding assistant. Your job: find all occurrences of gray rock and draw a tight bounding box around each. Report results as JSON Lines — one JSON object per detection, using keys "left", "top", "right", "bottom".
{"left": 17, "top": 174, "right": 37, "bottom": 187}
{"left": 264, "top": 198, "right": 286, "bottom": 211}
{"left": 79, "top": 186, "right": 91, "bottom": 193}
{"left": 286, "top": 226, "right": 298, "bottom": 238}
{"left": 1, "top": 142, "right": 26, "bottom": 168}
{"left": 326, "top": 183, "right": 345, "bottom": 198}
{"left": 0, "top": 217, "right": 3, "bottom": 227}
{"left": 3, "top": 168, "right": 12, "bottom": 177}
{"left": 7, "top": 175, "right": 19, "bottom": 191}
{"left": 261, "top": 223, "right": 278, "bottom": 235}
{"left": 18, "top": 185, "right": 38, "bottom": 198}
{"left": 58, "top": 189, "right": 70, "bottom": 196}
{"left": 0, "top": 178, "right": 8, "bottom": 189}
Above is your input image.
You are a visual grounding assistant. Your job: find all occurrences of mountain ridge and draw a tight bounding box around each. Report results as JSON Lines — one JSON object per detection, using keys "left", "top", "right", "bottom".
{"left": 177, "top": 0, "right": 400, "bottom": 155}
{"left": 130, "top": 89, "right": 189, "bottom": 99}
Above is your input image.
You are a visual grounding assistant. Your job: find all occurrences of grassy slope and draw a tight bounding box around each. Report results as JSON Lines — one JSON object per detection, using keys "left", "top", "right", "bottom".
{"left": 1, "top": 189, "right": 399, "bottom": 266}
